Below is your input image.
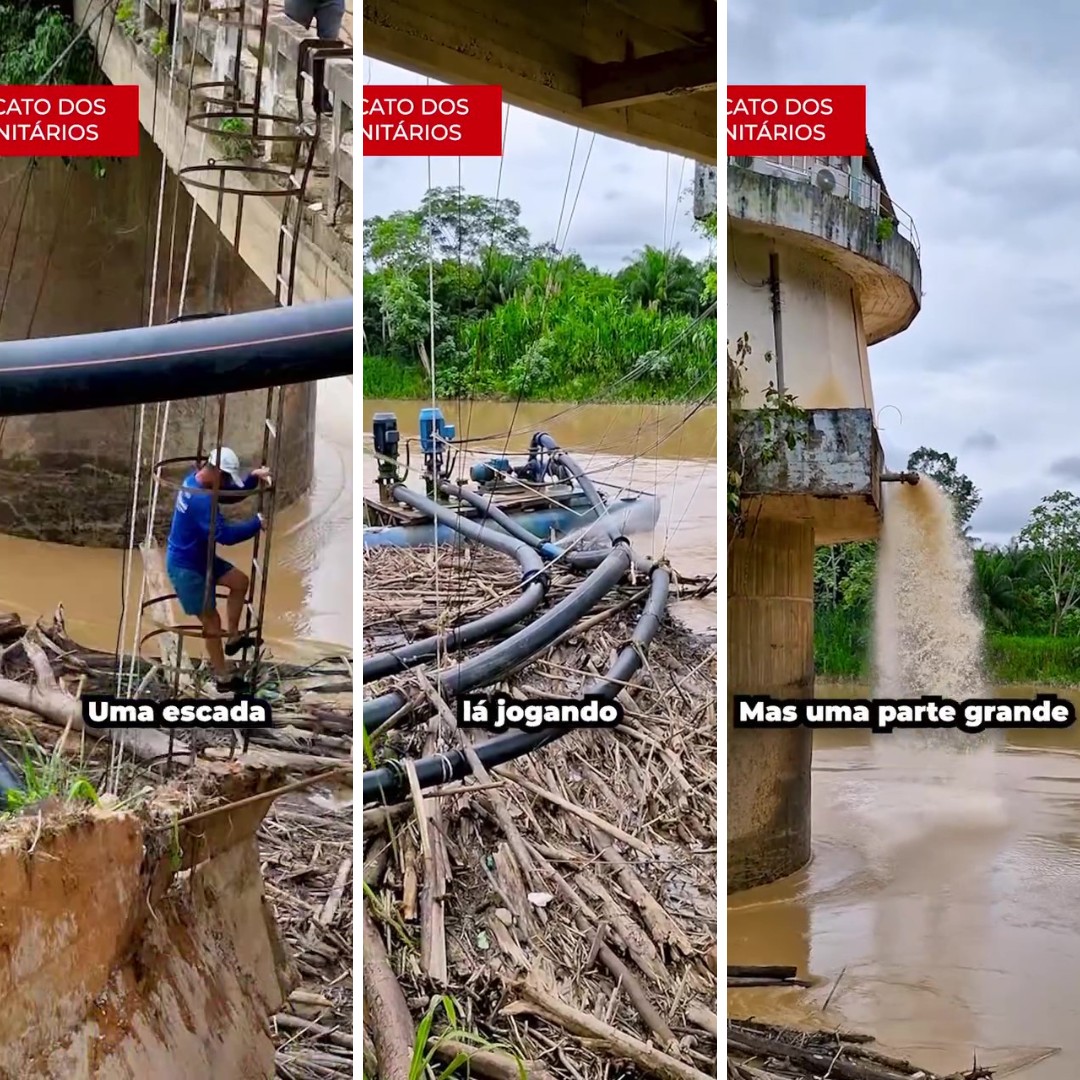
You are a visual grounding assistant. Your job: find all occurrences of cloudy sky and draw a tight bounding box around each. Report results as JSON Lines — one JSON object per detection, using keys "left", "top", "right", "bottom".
{"left": 361, "top": 59, "right": 710, "bottom": 272}
{"left": 730, "top": 0, "right": 1078, "bottom": 545}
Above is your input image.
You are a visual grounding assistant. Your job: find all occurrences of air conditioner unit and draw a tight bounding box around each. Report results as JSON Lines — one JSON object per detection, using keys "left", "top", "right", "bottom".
{"left": 815, "top": 167, "right": 850, "bottom": 199}
{"left": 732, "top": 155, "right": 754, "bottom": 169}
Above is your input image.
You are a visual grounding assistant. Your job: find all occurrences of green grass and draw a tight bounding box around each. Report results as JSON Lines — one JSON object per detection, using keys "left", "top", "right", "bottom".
{"left": 814, "top": 606, "right": 869, "bottom": 680}
{"left": 984, "top": 634, "right": 1080, "bottom": 685}
{"left": 363, "top": 354, "right": 431, "bottom": 399}
{"left": 814, "top": 606, "right": 1080, "bottom": 686}
{"left": 362, "top": 352, "right": 713, "bottom": 403}
{"left": 1, "top": 737, "right": 99, "bottom": 816}
{"left": 407, "top": 994, "right": 525, "bottom": 1080}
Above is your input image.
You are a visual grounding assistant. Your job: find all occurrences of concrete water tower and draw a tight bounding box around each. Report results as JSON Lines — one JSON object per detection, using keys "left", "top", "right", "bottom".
{"left": 726, "top": 149, "right": 922, "bottom": 891}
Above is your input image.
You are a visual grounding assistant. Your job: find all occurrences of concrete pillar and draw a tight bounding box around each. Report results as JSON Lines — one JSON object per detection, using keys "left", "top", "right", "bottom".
{"left": 727, "top": 516, "right": 815, "bottom": 892}
{"left": 0, "top": 131, "right": 315, "bottom": 546}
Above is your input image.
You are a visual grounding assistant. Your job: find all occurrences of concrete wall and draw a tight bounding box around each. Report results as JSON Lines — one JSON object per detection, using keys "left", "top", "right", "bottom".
{"left": 729, "top": 232, "right": 875, "bottom": 413}
{"left": 0, "top": 135, "right": 315, "bottom": 546}
{"left": 74, "top": 0, "right": 353, "bottom": 306}
{"left": 726, "top": 163, "right": 924, "bottom": 893}
{"left": 728, "top": 166, "right": 920, "bottom": 346}
{"left": 739, "top": 408, "right": 884, "bottom": 545}
{"left": 728, "top": 516, "right": 814, "bottom": 891}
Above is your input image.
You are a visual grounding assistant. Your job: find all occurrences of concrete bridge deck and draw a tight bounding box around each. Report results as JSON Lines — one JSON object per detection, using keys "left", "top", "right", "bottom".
{"left": 74, "top": 0, "right": 354, "bottom": 305}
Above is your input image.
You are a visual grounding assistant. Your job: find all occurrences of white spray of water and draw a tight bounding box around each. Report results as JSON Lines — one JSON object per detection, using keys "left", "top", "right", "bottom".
{"left": 832, "top": 477, "right": 1007, "bottom": 874}
{"left": 873, "top": 477, "right": 988, "bottom": 704}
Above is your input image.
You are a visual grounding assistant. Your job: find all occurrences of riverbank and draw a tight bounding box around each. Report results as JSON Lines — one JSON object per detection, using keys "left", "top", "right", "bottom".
{"left": 815, "top": 608, "right": 1080, "bottom": 685}
{"left": 363, "top": 353, "right": 717, "bottom": 404}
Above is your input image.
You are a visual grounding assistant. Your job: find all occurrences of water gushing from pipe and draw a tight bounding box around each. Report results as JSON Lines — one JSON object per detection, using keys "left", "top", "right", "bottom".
{"left": 873, "top": 476, "right": 988, "bottom": 704}
{"left": 864, "top": 475, "right": 1005, "bottom": 855}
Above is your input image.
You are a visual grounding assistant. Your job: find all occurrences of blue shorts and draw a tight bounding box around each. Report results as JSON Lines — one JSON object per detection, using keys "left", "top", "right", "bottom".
{"left": 284, "top": 0, "right": 345, "bottom": 38}
{"left": 167, "top": 557, "right": 234, "bottom": 617}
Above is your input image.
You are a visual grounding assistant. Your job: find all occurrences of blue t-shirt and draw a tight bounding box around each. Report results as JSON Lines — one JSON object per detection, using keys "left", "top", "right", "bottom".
{"left": 166, "top": 470, "right": 261, "bottom": 573}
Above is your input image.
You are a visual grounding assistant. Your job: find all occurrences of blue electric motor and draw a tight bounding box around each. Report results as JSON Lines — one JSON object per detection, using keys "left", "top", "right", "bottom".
{"left": 470, "top": 457, "right": 512, "bottom": 485}
{"left": 419, "top": 407, "right": 455, "bottom": 453}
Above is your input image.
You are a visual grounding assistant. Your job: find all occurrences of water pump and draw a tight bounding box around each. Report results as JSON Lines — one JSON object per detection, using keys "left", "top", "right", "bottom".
{"left": 419, "top": 407, "right": 456, "bottom": 497}
{"left": 469, "top": 457, "right": 512, "bottom": 487}
{"left": 372, "top": 412, "right": 403, "bottom": 504}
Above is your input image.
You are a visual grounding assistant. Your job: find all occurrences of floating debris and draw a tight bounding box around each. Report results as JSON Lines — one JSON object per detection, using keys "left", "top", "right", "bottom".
{"left": 364, "top": 544, "right": 718, "bottom": 1080}
{"left": 0, "top": 607, "right": 354, "bottom": 1078}
{"left": 727, "top": 965, "right": 813, "bottom": 989}
{"left": 728, "top": 1019, "right": 995, "bottom": 1080}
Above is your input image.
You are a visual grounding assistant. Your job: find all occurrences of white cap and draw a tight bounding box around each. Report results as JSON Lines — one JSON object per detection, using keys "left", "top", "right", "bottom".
{"left": 207, "top": 447, "right": 246, "bottom": 487}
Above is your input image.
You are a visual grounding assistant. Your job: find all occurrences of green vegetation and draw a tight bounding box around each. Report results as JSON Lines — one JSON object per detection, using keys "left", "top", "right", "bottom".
{"left": 2, "top": 737, "right": 99, "bottom": 816}
{"left": 407, "top": 994, "right": 525, "bottom": 1080}
{"left": 0, "top": 2, "right": 122, "bottom": 178}
{"left": 0, "top": 2, "right": 97, "bottom": 84}
{"left": 115, "top": 0, "right": 138, "bottom": 36}
{"left": 219, "top": 116, "right": 254, "bottom": 159}
{"left": 363, "top": 187, "right": 717, "bottom": 403}
{"left": 727, "top": 330, "right": 806, "bottom": 529}
{"left": 815, "top": 446, "right": 1080, "bottom": 685}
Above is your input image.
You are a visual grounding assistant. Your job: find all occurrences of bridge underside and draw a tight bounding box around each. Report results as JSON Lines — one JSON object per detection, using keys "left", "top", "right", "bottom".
{"left": 363, "top": 0, "right": 718, "bottom": 163}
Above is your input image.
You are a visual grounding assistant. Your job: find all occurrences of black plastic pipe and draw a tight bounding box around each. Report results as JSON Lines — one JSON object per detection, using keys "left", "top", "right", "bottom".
{"left": 362, "top": 562, "right": 670, "bottom": 804}
{"left": 362, "top": 542, "right": 633, "bottom": 731}
{"left": 440, "top": 479, "right": 629, "bottom": 574}
{"left": 439, "top": 480, "right": 563, "bottom": 560}
{"left": 535, "top": 432, "right": 621, "bottom": 542}
{"left": 363, "top": 485, "right": 549, "bottom": 682}
{"left": 0, "top": 299, "right": 352, "bottom": 416}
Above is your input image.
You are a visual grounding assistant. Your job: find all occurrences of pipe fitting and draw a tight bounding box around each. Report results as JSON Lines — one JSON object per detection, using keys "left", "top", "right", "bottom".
{"left": 881, "top": 470, "right": 920, "bottom": 485}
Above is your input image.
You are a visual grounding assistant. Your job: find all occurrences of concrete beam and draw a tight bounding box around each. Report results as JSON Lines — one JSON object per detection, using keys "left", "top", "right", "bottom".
{"left": 363, "top": 0, "right": 717, "bottom": 163}
{"left": 581, "top": 45, "right": 717, "bottom": 109}
{"left": 737, "top": 408, "right": 884, "bottom": 545}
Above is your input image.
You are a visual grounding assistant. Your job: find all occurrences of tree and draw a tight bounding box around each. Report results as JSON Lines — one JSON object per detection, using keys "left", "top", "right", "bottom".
{"left": 616, "top": 246, "right": 704, "bottom": 315}
{"left": 906, "top": 446, "right": 981, "bottom": 529}
{"left": 418, "top": 187, "right": 530, "bottom": 261}
{"left": 363, "top": 211, "right": 428, "bottom": 272}
{"left": 695, "top": 210, "right": 717, "bottom": 305}
{"left": 364, "top": 188, "right": 531, "bottom": 271}
{"left": 1017, "top": 489, "right": 1080, "bottom": 636}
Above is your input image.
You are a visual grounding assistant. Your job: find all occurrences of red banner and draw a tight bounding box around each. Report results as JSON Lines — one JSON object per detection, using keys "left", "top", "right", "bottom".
{"left": 362, "top": 85, "right": 503, "bottom": 157}
{"left": 727, "top": 86, "right": 866, "bottom": 156}
{"left": 0, "top": 85, "right": 140, "bottom": 157}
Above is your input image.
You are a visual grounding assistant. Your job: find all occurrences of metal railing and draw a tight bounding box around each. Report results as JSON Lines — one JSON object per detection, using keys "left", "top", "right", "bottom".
{"left": 729, "top": 155, "right": 919, "bottom": 256}
{"left": 112, "top": 0, "right": 353, "bottom": 221}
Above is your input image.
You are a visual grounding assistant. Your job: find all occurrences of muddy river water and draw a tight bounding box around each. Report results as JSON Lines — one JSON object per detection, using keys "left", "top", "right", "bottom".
{"left": 730, "top": 681, "right": 1080, "bottom": 1079}
{"left": 0, "top": 376, "right": 353, "bottom": 659}
{"left": 361, "top": 398, "right": 719, "bottom": 632}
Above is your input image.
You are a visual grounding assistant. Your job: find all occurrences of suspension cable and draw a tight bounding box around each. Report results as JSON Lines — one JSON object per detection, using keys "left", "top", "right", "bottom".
{"left": 115, "top": 0, "right": 186, "bottom": 703}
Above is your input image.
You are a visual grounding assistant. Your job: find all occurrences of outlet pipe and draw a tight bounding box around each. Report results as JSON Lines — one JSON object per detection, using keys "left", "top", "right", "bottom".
{"left": 881, "top": 470, "right": 920, "bottom": 485}
{"left": 363, "top": 485, "right": 549, "bottom": 683}
{"left": 362, "top": 561, "right": 670, "bottom": 803}
{"left": 0, "top": 299, "right": 352, "bottom": 416}
{"left": 362, "top": 541, "right": 633, "bottom": 731}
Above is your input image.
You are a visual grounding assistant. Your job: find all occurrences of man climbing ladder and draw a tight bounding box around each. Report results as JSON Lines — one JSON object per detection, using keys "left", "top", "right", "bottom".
{"left": 165, "top": 447, "right": 273, "bottom": 692}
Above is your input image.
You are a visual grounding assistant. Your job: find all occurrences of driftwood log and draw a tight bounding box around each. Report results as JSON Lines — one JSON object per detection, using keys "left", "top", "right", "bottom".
{"left": 0, "top": 609, "right": 352, "bottom": 775}
{"left": 728, "top": 1019, "right": 996, "bottom": 1080}
{"left": 0, "top": 626, "right": 191, "bottom": 767}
